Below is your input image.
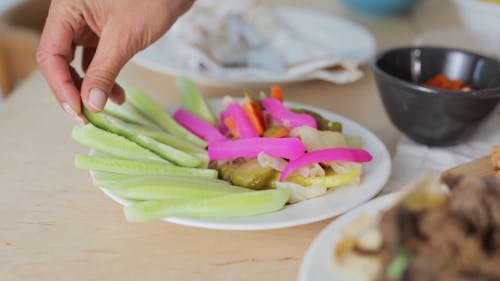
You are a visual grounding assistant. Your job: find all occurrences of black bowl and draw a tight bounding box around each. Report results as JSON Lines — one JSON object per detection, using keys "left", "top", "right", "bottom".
{"left": 371, "top": 46, "right": 500, "bottom": 146}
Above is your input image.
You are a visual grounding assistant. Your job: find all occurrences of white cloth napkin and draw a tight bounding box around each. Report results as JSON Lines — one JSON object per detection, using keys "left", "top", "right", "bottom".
{"left": 383, "top": 104, "right": 500, "bottom": 193}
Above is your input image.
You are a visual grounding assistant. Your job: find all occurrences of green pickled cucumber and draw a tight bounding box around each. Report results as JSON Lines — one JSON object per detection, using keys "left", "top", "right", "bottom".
{"left": 291, "top": 108, "right": 342, "bottom": 132}
{"left": 217, "top": 160, "right": 242, "bottom": 183}
{"left": 123, "top": 85, "right": 207, "bottom": 147}
{"left": 109, "top": 175, "right": 250, "bottom": 201}
{"left": 218, "top": 159, "right": 279, "bottom": 190}
{"left": 176, "top": 77, "right": 216, "bottom": 125}
{"left": 124, "top": 189, "right": 290, "bottom": 222}
{"left": 75, "top": 155, "right": 217, "bottom": 179}
{"left": 72, "top": 125, "right": 167, "bottom": 164}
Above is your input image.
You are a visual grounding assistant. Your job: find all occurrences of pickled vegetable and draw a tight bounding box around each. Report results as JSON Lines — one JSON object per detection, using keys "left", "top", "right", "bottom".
{"left": 286, "top": 168, "right": 360, "bottom": 188}
{"left": 218, "top": 159, "right": 279, "bottom": 190}
{"left": 261, "top": 98, "right": 317, "bottom": 129}
{"left": 291, "top": 108, "right": 342, "bottom": 132}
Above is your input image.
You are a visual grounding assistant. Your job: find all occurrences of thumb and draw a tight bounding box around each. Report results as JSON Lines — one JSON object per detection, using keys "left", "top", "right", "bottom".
{"left": 81, "top": 28, "right": 133, "bottom": 112}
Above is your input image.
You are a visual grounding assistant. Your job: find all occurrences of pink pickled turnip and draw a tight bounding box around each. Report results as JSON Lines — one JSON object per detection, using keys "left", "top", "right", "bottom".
{"left": 208, "top": 138, "right": 306, "bottom": 161}
{"left": 260, "top": 98, "right": 317, "bottom": 129}
{"left": 221, "top": 102, "right": 259, "bottom": 138}
{"left": 173, "top": 108, "right": 226, "bottom": 143}
{"left": 280, "top": 148, "right": 373, "bottom": 181}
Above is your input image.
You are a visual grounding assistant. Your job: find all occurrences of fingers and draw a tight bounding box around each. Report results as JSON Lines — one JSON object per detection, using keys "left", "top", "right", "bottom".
{"left": 68, "top": 66, "right": 89, "bottom": 124}
{"left": 69, "top": 66, "right": 83, "bottom": 90}
{"left": 82, "top": 47, "right": 96, "bottom": 73}
{"left": 80, "top": 26, "right": 132, "bottom": 112}
{"left": 37, "top": 2, "right": 86, "bottom": 125}
{"left": 82, "top": 46, "right": 125, "bottom": 105}
{"left": 110, "top": 83, "right": 126, "bottom": 105}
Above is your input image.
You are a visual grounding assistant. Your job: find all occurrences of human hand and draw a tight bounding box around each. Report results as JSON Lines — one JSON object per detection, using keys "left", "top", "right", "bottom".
{"left": 37, "top": 0, "right": 194, "bottom": 124}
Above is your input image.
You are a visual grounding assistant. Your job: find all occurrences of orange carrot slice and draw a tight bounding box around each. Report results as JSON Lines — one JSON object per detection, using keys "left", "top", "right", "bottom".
{"left": 242, "top": 102, "right": 265, "bottom": 135}
{"left": 223, "top": 117, "right": 240, "bottom": 139}
{"left": 263, "top": 126, "right": 289, "bottom": 138}
{"left": 271, "top": 85, "right": 283, "bottom": 102}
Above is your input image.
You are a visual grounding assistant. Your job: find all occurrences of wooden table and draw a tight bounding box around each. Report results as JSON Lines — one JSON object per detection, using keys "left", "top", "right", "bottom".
{"left": 0, "top": 1, "right": 461, "bottom": 280}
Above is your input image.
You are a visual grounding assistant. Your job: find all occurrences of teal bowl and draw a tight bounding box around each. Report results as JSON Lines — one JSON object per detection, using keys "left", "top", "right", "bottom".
{"left": 343, "top": 0, "right": 421, "bottom": 16}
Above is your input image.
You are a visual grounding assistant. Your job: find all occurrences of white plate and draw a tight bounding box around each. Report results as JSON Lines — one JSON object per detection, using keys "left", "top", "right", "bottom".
{"left": 132, "top": 6, "right": 376, "bottom": 86}
{"left": 95, "top": 100, "right": 391, "bottom": 230}
{"left": 298, "top": 193, "right": 400, "bottom": 281}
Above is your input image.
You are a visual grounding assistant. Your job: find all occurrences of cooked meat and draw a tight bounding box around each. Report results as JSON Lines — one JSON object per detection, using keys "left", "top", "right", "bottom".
{"left": 490, "top": 230, "right": 500, "bottom": 252}
{"left": 448, "top": 175, "right": 491, "bottom": 234}
{"left": 378, "top": 207, "right": 402, "bottom": 252}
{"left": 492, "top": 146, "right": 500, "bottom": 174}
{"left": 485, "top": 176, "right": 500, "bottom": 229}
{"left": 374, "top": 174, "right": 500, "bottom": 281}
{"left": 441, "top": 173, "right": 464, "bottom": 191}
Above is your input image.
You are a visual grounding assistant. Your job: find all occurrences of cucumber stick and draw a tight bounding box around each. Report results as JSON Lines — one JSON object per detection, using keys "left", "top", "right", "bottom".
{"left": 83, "top": 108, "right": 201, "bottom": 167}
{"left": 124, "top": 189, "right": 290, "bottom": 222}
{"left": 72, "top": 125, "right": 167, "bottom": 164}
{"left": 136, "top": 134, "right": 200, "bottom": 167}
{"left": 103, "top": 101, "right": 159, "bottom": 129}
{"left": 123, "top": 85, "right": 207, "bottom": 147}
{"left": 193, "top": 152, "right": 209, "bottom": 169}
{"left": 92, "top": 172, "right": 130, "bottom": 188}
{"left": 124, "top": 124, "right": 208, "bottom": 167}
{"left": 75, "top": 155, "right": 217, "bottom": 179}
{"left": 124, "top": 123, "right": 206, "bottom": 154}
{"left": 176, "top": 77, "right": 216, "bottom": 125}
{"left": 109, "top": 175, "right": 250, "bottom": 201}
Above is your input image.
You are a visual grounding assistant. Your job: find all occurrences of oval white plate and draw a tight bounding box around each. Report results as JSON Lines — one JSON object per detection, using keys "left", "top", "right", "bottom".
{"left": 132, "top": 6, "right": 376, "bottom": 86}
{"left": 96, "top": 100, "right": 391, "bottom": 230}
{"left": 298, "top": 193, "right": 400, "bottom": 281}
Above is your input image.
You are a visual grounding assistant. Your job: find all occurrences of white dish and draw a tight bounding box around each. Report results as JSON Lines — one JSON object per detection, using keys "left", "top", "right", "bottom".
{"left": 298, "top": 193, "right": 400, "bottom": 281}
{"left": 132, "top": 6, "right": 376, "bottom": 86}
{"left": 453, "top": 0, "right": 500, "bottom": 38}
{"left": 94, "top": 99, "right": 391, "bottom": 230}
{"left": 450, "top": 0, "right": 500, "bottom": 58}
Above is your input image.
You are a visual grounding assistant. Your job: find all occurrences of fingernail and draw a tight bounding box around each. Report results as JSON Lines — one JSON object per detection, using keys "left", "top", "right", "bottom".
{"left": 63, "top": 103, "right": 85, "bottom": 126}
{"left": 89, "top": 88, "right": 107, "bottom": 111}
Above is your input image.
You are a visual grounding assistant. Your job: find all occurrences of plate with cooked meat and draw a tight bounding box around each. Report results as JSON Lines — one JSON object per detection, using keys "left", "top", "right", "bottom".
{"left": 298, "top": 172, "right": 500, "bottom": 281}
